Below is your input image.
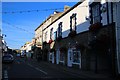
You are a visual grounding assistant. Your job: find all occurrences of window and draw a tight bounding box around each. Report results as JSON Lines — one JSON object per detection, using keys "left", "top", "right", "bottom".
{"left": 58, "top": 22, "right": 62, "bottom": 37}
{"left": 50, "top": 28, "right": 53, "bottom": 40}
{"left": 70, "top": 13, "right": 77, "bottom": 31}
{"left": 60, "top": 52, "right": 65, "bottom": 63}
{"left": 49, "top": 53, "right": 52, "bottom": 61}
{"left": 54, "top": 31, "right": 57, "bottom": 40}
{"left": 44, "top": 31, "right": 47, "bottom": 41}
{"left": 72, "top": 50, "right": 80, "bottom": 63}
{"left": 90, "top": 3, "right": 101, "bottom": 24}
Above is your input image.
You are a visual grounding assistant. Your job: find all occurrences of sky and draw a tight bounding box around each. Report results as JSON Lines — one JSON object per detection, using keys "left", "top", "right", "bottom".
{"left": 2, "top": 2, "right": 77, "bottom": 49}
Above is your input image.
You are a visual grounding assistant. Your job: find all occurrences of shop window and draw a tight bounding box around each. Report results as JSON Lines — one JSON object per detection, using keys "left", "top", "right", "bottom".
{"left": 49, "top": 53, "right": 52, "bottom": 61}
{"left": 72, "top": 50, "right": 80, "bottom": 63}
{"left": 60, "top": 52, "right": 65, "bottom": 63}
{"left": 70, "top": 13, "right": 77, "bottom": 31}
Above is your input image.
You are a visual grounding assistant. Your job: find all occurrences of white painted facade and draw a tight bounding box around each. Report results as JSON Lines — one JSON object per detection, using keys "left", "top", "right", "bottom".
{"left": 35, "top": 0, "right": 120, "bottom": 74}
{"left": 43, "top": 0, "right": 89, "bottom": 67}
{"left": 43, "top": 0, "right": 90, "bottom": 42}
{"left": 35, "top": 27, "right": 42, "bottom": 44}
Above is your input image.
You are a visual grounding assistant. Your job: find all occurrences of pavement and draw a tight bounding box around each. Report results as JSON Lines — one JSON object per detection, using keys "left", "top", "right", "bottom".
{"left": 26, "top": 58, "right": 115, "bottom": 80}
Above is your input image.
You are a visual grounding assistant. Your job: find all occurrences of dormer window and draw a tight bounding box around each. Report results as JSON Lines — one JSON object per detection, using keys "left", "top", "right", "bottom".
{"left": 70, "top": 13, "right": 77, "bottom": 31}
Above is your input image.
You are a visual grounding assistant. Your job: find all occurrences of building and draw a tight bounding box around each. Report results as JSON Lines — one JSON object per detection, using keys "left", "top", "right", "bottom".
{"left": 42, "top": 0, "right": 89, "bottom": 68}
{"left": 35, "top": 0, "right": 120, "bottom": 77}
{"left": 35, "top": 8, "right": 70, "bottom": 60}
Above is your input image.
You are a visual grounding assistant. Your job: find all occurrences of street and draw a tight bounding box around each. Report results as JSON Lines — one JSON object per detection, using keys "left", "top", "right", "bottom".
{"left": 2, "top": 56, "right": 86, "bottom": 80}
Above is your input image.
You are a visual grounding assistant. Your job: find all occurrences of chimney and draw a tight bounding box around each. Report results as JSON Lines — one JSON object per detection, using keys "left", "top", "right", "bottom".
{"left": 64, "top": 5, "right": 71, "bottom": 11}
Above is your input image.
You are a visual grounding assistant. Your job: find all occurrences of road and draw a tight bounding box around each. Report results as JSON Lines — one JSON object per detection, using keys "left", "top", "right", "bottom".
{"left": 2, "top": 56, "right": 86, "bottom": 80}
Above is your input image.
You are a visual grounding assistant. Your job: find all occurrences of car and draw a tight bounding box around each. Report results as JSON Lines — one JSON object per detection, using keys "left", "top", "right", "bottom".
{"left": 2, "top": 54, "right": 14, "bottom": 63}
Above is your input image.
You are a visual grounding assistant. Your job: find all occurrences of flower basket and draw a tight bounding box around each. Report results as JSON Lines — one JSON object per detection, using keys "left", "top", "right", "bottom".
{"left": 60, "top": 47, "right": 67, "bottom": 52}
{"left": 56, "top": 36, "right": 62, "bottom": 42}
{"left": 48, "top": 39, "right": 53, "bottom": 44}
{"left": 68, "top": 30, "right": 77, "bottom": 37}
{"left": 89, "top": 22, "right": 102, "bottom": 32}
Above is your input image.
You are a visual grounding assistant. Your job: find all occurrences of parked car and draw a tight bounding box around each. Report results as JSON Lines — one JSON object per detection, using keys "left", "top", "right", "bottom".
{"left": 2, "top": 54, "right": 14, "bottom": 63}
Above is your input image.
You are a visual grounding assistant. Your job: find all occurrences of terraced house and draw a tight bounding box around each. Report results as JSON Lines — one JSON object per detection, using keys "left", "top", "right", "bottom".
{"left": 35, "top": 0, "right": 120, "bottom": 77}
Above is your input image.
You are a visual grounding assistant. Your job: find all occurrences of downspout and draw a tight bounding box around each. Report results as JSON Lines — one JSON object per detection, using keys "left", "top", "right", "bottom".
{"left": 111, "top": 2, "right": 113, "bottom": 23}
{"left": 106, "top": 2, "right": 109, "bottom": 24}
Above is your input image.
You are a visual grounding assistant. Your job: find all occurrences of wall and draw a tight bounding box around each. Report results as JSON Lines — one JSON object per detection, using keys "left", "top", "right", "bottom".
{"left": 44, "top": 0, "right": 90, "bottom": 43}
{"left": 114, "top": 2, "right": 120, "bottom": 74}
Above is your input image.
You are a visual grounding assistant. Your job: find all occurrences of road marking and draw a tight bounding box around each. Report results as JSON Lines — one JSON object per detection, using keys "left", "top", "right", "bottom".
{"left": 27, "top": 63, "right": 48, "bottom": 75}
{"left": 4, "top": 70, "right": 8, "bottom": 79}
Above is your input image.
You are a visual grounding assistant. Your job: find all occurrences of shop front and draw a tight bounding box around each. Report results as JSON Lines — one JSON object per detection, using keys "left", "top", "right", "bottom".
{"left": 67, "top": 47, "right": 81, "bottom": 68}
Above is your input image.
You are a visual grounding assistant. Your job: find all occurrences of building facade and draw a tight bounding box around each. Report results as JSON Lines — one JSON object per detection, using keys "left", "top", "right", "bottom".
{"left": 35, "top": 0, "right": 120, "bottom": 77}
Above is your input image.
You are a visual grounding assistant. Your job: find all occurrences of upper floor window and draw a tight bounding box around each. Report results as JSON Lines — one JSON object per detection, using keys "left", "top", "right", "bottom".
{"left": 54, "top": 31, "right": 57, "bottom": 40}
{"left": 50, "top": 28, "right": 53, "bottom": 40}
{"left": 70, "top": 13, "right": 77, "bottom": 31}
{"left": 90, "top": 3, "right": 101, "bottom": 24}
{"left": 58, "top": 22, "right": 62, "bottom": 37}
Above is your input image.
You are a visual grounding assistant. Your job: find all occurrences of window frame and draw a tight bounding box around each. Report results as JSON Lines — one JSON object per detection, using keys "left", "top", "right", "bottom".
{"left": 50, "top": 28, "right": 53, "bottom": 40}
{"left": 58, "top": 22, "right": 62, "bottom": 37}
{"left": 70, "top": 13, "right": 77, "bottom": 31}
{"left": 90, "top": 2, "right": 101, "bottom": 24}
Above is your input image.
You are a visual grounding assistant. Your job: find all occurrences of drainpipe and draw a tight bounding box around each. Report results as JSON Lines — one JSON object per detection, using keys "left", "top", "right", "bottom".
{"left": 106, "top": 2, "right": 109, "bottom": 24}
{"left": 111, "top": 2, "right": 113, "bottom": 23}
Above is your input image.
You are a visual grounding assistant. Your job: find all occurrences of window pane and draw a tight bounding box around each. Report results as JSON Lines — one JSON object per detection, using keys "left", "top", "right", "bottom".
{"left": 92, "top": 4, "right": 100, "bottom": 23}
{"left": 58, "top": 22, "right": 62, "bottom": 37}
{"left": 73, "top": 51, "right": 80, "bottom": 63}
{"left": 72, "top": 17, "right": 76, "bottom": 30}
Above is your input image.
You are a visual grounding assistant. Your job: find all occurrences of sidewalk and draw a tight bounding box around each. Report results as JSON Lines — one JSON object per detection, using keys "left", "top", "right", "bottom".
{"left": 28, "top": 59, "right": 115, "bottom": 80}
